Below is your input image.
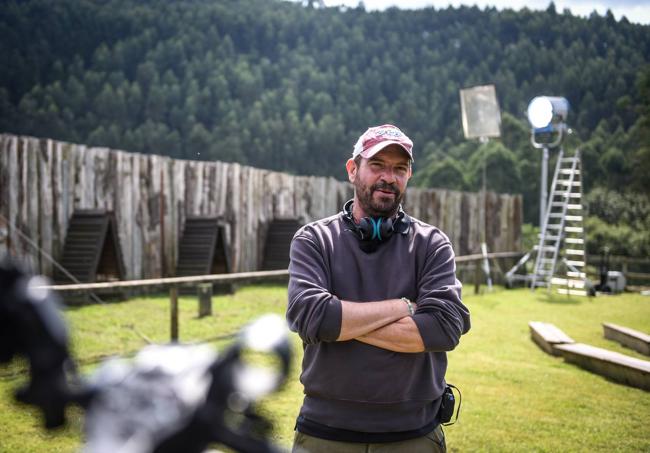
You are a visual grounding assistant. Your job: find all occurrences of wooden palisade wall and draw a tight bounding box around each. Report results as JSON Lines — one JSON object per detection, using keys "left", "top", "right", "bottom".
{"left": 0, "top": 134, "right": 522, "bottom": 280}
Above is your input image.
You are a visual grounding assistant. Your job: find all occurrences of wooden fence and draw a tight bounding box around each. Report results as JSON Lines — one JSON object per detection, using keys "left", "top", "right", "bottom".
{"left": 0, "top": 134, "right": 522, "bottom": 279}
{"left": 42, "top": 252, "right": 521, "bottom": 340}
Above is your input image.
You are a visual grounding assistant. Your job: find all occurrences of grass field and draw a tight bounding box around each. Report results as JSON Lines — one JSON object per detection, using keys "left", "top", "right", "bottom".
{"left": 1, "top": 285, "right": 649, "bottom": 452}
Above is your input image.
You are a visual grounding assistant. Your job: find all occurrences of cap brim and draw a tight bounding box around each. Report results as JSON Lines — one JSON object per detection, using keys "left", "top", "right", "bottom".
{"left": 359, "top": 141, "right": 413, "bottom": 161}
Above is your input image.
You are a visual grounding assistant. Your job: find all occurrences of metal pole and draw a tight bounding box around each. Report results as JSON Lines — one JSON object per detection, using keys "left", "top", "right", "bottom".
{"left": 480, "top": 136, "right": 488, "bottom": 244}
{"left": 540, "top": 146, "right": 549, "bottom": 230}
{"left": 482, "top": 151, "right": 487, "bottom": 238}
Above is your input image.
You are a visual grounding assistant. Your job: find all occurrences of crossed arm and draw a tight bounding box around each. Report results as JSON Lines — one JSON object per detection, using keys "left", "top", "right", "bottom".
{"left": 287, "top": 231, "right": 469, "bottom": 354}
{"left": 337, "top": 299, "right": 425, "bottom": 353}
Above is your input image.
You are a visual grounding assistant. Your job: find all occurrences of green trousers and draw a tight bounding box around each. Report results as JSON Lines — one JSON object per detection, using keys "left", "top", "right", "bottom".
{"left": 291, "top": 425, "right": 446, "bottom": 453}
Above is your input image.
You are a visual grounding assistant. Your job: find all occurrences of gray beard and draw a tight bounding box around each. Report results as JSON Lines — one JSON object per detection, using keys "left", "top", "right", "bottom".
{"left": 354, "top": 180, "right": 403, "bottom": 218}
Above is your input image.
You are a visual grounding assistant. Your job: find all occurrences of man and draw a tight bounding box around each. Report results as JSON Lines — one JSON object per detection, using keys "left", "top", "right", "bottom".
{"left": 286, "top": 124, "right": 470, "bottom": 452}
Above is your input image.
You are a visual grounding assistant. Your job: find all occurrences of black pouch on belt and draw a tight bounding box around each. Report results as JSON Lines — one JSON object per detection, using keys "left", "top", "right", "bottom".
{"left": 438, "top": 385, "right": 455, "bottom": 424}
{"left": 438, "top": 384, "right": 462, "bottom": 425}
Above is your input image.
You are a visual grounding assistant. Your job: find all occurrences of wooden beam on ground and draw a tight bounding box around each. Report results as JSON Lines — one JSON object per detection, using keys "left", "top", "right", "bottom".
{"left": 554, "top": 343, "right": 650, "bottom": 391}
{"left": 603, "top": 323, "right": 650, "bottom": 356}
{"left": 529, "top": 321, "right": 575, "bottom": 356}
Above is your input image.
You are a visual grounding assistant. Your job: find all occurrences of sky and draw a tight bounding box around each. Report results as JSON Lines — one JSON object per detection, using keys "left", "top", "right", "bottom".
{"left": 315, "top": 0, "right": 650, "bottom": 25}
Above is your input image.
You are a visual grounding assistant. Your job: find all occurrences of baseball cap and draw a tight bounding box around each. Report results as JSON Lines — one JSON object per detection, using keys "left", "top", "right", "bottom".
{"left": 352, "top": 124, "right": 414, "bottom": 161}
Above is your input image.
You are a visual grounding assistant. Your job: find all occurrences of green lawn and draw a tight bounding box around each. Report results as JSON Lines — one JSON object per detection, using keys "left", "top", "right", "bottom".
{"left": 1, "top": 286, "right": 649, "bottom": 452}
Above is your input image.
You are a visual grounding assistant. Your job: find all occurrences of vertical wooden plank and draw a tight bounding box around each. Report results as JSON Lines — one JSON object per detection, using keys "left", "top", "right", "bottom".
{"left": 74, "top": 144, "right": 93, "bottom": 210}
{"left": 247, "top": 167, "right": 258, "bottom": 270}
{"left": 201, "top": 161, "right": 211, "bottom": 216}
{"left": 170, "top": 285, "right": 179, "bottom": 342}
{"left": 239, "top": 166, "right": 249, "bottom": 271}
{"left": 26, "top": 138, "right": 40, "bottom": 270}
{"left": 158, "top": 155, "right": 168, "bottom": 276}
{"left": 139, "top": 153, "right": 148, "bottom": 279}
{"left": 184, "top": 160, "right": 196, "bottom": 217}
{"left": 489, "top": 191, "right": 502, "bottom": 253}
{"left": 62, "top": 142, "right": 75, "bottom": 238}
{"left": 152, "top": 154, "right": 161, "bottom": 278}
{"left": 194, "top": 160, "right": 204, "bottom": 215}
{"left": 51, "top": 141, "right": 63, "bottom": 268}
{"left": 8, "top": 136, "right": 19, "bottom": 258}
{"left": 73, "top": 144, "right": 82, "bottom": 210}
{"left": 139, "top": 154, "right": 153, "bottom": 278}
{"left": 451, "top": 190, "right": 463, "bottom": 253}
{"left": 93, "top": 147, "right": 105, "bottom": 210}
{"left": 161, "top": 157, "right": 177, "bottom": 277}
{"left": 458, "top": 192, "right": 469, "bottom": 256}
{"left": 105, "top": 150, "right": 116, "bottom": 213}
{"left": 509, "top": 194, "right": 520, "bottom": 251}
{"left": 115, "top": 151, "right": 129, "bottom": 279}
{"left": 206, "top": 162, "right": 217, "bottom": 216}
{"left": 470, "top": 192, "right": 481, "bottom": 254}
{"left": 430, "top": 190, "right": 440, "bottom": 228}
{"left": 17, "top": 137, "right": 28, "bottom": 262}
{"left": 0, "top": 135, "right": 10, "bottom": 257}
{"left": 92, "top": 147, "right": 112, "bottom": 212}
{"left": 230, "top": 163, "right": 241, "bottom": 272}
{"left": 131, "top": 153, "right": 142, "bottom": 279}
{"left": 124, "top": 154, "right": 144, "bottom": 278}
{"left": 39, "top": 139, "right": 53, "bottom": 276}
{"left": 215, "top": 161, "right": 228, "bottom": 219}
{"left": 172, "top": 159, "right": 186, "bottom": 277}
{"left": 113, "top": 151, "right": 126, "bottom": 278}
{"left": 243, "top": 167, "right": 253, "bottom": 271}
{"left": 403, "top": 187, "right": 418, "bottom": 220}
{"left": 256, "top": 167, "right": 267, "bottom": 267}
{"left": 265, "top": 171, "right": 277, "bottom": 221}
{"left": 255, "top": 167, "right": 265, "bottom": 269}
{"left": 294, "top": 175, "right": 307, "bottom": 221}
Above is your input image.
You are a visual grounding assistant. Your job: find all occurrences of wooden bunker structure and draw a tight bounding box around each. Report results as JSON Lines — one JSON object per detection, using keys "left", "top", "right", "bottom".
{"left": 176, "top": 217, "right": 231, "bottom": 277}
{"left": 0, "top": 134, "right": 522, "bottom": 281}
{"left": 52, "top": 210, "right": 125, "bottom": 284}
{"left": 261, "top": 219, "right": 303, "bottom": 270}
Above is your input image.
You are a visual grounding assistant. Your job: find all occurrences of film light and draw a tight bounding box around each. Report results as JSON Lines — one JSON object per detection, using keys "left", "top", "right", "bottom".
{"left": 527, "top": 96, "right": 569, "bottom": 130}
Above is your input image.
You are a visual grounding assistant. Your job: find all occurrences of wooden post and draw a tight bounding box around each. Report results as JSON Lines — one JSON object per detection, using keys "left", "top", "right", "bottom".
{"left": 474, "top": 259, "right": 481, "bottom": 295}
{"left": 170, "top": 285, "right": 178, "bottom": 342}
{"left": 197, "top": 283, "right": 213, "bottom": 317}
{"left": 160, "top": 167, "right": 165, "bottom": 278}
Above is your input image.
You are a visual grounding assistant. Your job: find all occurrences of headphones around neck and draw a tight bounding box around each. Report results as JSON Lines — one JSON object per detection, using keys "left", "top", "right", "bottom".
{"left": 342, "top": 199, "right": 409, "bottom": 252}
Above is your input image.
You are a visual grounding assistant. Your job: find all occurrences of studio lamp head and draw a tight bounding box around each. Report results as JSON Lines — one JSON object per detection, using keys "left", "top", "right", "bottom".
{"left": 527, "top": 96, "right": 569, "bottom": 148}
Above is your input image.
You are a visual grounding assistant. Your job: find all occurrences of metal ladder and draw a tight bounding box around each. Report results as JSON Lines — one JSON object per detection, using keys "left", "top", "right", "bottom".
{"left": 531, "top": 149, "right": 587, "bottom": 294}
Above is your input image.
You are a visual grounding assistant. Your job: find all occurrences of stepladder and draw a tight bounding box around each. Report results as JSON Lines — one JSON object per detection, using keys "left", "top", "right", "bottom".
{"left": 506, "top": 149, "right": 593, "bottom": 296}
{"left": 531, "top": 149, "right": 589, "bottom": 295}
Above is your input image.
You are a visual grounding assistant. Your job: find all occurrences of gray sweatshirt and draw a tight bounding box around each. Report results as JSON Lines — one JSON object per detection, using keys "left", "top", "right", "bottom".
{"left": 286, "top": 210, "right": 471, "bottom": 433}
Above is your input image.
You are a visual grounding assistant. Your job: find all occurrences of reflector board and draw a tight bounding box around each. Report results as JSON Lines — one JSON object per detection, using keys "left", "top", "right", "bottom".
{"left": 460, "top": 85, "right": 501, "bottom": 139}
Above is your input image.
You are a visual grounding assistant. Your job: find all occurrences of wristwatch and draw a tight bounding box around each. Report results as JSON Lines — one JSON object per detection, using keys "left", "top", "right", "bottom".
{"left": 401, "top": 297, "right": 415, "bottom": 316}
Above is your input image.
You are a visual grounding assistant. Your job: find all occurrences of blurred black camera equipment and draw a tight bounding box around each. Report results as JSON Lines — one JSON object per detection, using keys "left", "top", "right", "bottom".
{"left": 0, "top": 258, "right": 292, "bottom": 453}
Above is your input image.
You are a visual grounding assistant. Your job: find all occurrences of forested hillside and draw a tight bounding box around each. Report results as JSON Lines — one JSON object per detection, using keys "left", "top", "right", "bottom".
{"left": 1, "top": 0, "right": 649, "bottom": 254}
